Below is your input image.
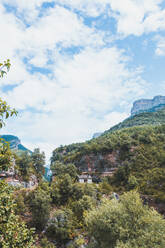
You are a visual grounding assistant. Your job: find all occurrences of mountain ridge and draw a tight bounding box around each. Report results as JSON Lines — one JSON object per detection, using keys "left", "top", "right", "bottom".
{"left": 0, "top": 135, "right": 31, "bottom": 153}
{"left": 131, "top": 95, "right": 165, "bottom": 116}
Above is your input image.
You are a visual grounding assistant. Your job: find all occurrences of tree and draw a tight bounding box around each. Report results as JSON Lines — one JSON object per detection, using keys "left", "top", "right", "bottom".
{"left": 85, "top": 191, "right": 165, "bottom": 248}
{"left": 0, "top": 182, "right": 35, "bottom": 247}
{"left": 51, "top": 162, "right": 78, "bottom": 181}
{"left": 29, "top": 187, "right": 51, "bottom": 231}
{"left": 0, "top": 59, "right": 11, "bottom": 78}
{"left": 0, "top": 59, "right": 17, "bottom": 128}
{"left": 0, "top": 141, "right": 13, "bottom": 171}
{"left": 46, "top": 208, "right": 75, "bottom": 246}
{"left": 31, "top": 148, "right": 45, "bottom": 180}
{"left": 16, "top": 151, "right": 33, "bottom": 182}
{"left": 71, "top": 195, "right": 94, "bottom": 222}
{"left": 51, "top": 174, "right": 73, "bottom": 205}
{"left": 0, "top": 59, "right": 35, "bottom": 247}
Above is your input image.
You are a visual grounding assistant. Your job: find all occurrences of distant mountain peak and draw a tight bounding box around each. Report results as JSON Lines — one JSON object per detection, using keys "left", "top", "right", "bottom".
{"left": 131, "top": 95, "right": 165, "bottom": 116}
{"left": 0, "top": 135, "right": 31, "bottom": 152}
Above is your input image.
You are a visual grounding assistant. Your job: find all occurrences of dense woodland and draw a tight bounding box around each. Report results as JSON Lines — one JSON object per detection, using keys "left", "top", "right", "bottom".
{"left": 1, "top": 61, "right": 165, "bottom": 247}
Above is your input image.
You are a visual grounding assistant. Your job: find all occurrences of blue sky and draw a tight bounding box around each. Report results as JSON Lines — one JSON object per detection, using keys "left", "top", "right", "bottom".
{"left": 0, "top": 0, "right": 165, "bottom": 163}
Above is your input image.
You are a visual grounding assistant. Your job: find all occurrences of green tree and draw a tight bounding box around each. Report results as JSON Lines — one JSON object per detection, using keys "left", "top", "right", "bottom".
{"left": 46, "top": 208, "right": 75, "bottom": 245}
{"left": 0, "top": 59, "right": 11, "bottom": 78}
{"left": 31, "top": 148, "right": 45, "bottom": 180}
{"left": 0, "top": 141, "right": 13, "bottom": 171}
{"left": 0, "top": 182, "right": 35, "bottom": 247}
{"left": 0, "top": 60, "right": 35, "bottom": 247}
{"left": 51, "top": 162, "right": 78, "bottom": 181}
{"left": 0, "top": 59, "right": 17, "bottom": 128}
{"left": 40, "top": 237, "right": 56, "bottom": 248}
{"left": 51, "top": 174, "right": 73, "bottom": 205}
{"left": 29, "top": 187, "right": 51, "bottom": 231}
{"left": 85, "top": 191, "right": 165, "bottom": 248}
{"left": 71, "top": 195, "right": 94, "bottom": 222}
{"left": 16, "top": 151, "right": 33, "bottom": 182}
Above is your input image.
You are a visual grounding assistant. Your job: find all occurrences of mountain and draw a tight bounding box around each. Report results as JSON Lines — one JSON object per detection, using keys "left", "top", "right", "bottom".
{"left": 92, "top": 96, "right": 165, "bottom": 138}
{"left": 0, "top": 135, "right": 31, "bottom": 153}
{"left": 131, "top": 95, "right": 165, "bottom": 116}
{"left": 105, "top": 106, "right": 165, "bottom": 134}
{"left": 51, "top": 98, "right": 165, "bottom": 204}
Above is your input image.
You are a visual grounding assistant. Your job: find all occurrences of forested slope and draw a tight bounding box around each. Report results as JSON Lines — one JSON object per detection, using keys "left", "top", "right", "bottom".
{"left": 105, "top": 106, "right": 165, "bottom": 133}
{"left": 51, "top": 108, "right": 165, "bottom": 203}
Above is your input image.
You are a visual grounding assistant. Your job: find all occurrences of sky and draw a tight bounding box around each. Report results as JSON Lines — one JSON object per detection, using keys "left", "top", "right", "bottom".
{"left": 0, "top": 0, "right": 165, "bottom": 164}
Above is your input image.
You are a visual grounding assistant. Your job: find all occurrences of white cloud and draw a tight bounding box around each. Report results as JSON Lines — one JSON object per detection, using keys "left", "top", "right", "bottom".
{"left": 2, "top": 46, "right": 148, "bottom": 160}
{"left": 155, "top": 35, "right": 165, "bottom": 56}
{"left": 0, "top": 0, "right": 53, "bottom": 23}
{"left": 55, "top": 0, "right": 110, "bottom": 17}
{"left": 109, "top": 0, "right": 164, "bottom": 36}
{"left": 99, "top": 111, "right": 129, "bottom": 132}
{"left": 24, "top": 5, "right": 105, "bottom": 55}
{"left": 0, "top": 0, "right": 153, "bottom": 160}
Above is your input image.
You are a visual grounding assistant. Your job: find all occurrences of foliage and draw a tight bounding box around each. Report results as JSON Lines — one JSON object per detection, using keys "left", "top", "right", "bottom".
{"left": 0, "top": 140, "right": 13, "bottom": 171}
{"left": 40, "top": 237, "right": 56, "bottom": 248}
{"left": 85, "top": 191, "right": 165, "bottom": 248}
{"left": 0, "top": 97, "right": 17, "bottom": 129}
{"left": 127, "top": 175, "right": 138, "bottom": 190}
{"left": 0, "top": 59, "right": 11, "bottom": 78}
{"left": 0, "top": 59, "right": 36, "bottom": 247}
{"left": 51, "top": 122, "right": 165, "bottom": 203}
{"left": 51, "top": 161, "right": 78, "bottom": 181}
{"left": 16, "top": 151, "right": 34, "bottom": 182}
{"left": 105, "top": 106, "right": 165, "bottom": 133}
{"left": 31, "top": 148, "right": 45, "bottom": 180}
{"left": 51, "top": 174, "right": 73, "bottom": 205}
{"left": 0, "top": 182, "right": 35, "bottom": 247}
{"left": 15, "top": 191, "right": 26, "bottom": 215}
{"left": 71, "top": 195, "right": 95, "bottom": 222}
{"left": 46, "top": 208, "right": 75, "bottom": 245}
{"left": 28, "top": 187, "right": 51, "bottom": 231}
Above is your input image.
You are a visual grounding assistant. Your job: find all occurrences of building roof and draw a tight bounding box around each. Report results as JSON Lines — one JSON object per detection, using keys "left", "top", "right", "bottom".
{"left": 78, "top": 174, "right": 92, "bottom": 179}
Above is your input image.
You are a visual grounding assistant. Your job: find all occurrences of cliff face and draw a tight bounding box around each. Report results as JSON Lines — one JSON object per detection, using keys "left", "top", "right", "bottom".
{"left": 131, "top": 96, "right": 165, "bottom": 116}
{"left": 0, "top": 135, "right": 30, "bottom": 152}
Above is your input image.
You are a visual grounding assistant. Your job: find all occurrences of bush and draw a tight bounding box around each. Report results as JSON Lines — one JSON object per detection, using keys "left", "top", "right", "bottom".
{"left": 46, "top": 208, "right": 76, "bottom": 245}
{"left": 85, "top": 191, "right": 165, "bottom": 248}
{"left": 29, "top": 188, "right": 51, "bottom": 230}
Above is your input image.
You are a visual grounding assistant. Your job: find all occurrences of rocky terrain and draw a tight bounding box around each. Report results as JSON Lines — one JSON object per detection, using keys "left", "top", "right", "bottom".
{"left": 131, "top": 95, "right": 165, "bottom": 116}
{"left": 0, "top": 135, "right": 31, "bottom": 152}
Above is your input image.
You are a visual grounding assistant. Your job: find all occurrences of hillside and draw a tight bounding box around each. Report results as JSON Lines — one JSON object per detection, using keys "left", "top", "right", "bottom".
{"left": 0, "top": 135, "right": 31, "bottom": 153}
{"left": 51, "top": 106, "right": 165, "bottom": 204}
{"left": 105, "top": 106, "right": 165, "bottom": 134}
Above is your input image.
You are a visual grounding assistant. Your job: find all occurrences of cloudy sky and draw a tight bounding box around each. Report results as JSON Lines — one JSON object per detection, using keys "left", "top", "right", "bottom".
{"left": 0, "top": 0, "right": 165, "bottom": 163}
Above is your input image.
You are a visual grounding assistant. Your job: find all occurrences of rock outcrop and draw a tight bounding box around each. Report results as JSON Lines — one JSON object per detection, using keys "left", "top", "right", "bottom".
{"left": 131, "top": 96, "right": 165, "bottom": 116}
{"left": 0, "top": 135, "right": 31, "bottom": 152}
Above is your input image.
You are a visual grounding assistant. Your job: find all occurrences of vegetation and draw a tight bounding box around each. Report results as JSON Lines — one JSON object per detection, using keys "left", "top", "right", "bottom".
{"left": 0, "top": 59, "right": 35, "bottom": 247}
{"left": 0, "top": 182, "right": 35, "bottom": 247}
{"left": 51, "top": 119, "right": 165, "bottom": 203}
{"left": 1, "top": 58, "right": 165, "bottom": 247}
{"left": 85, "top": 191, "right": 165, "bottom": 248}
{"left": 105, "top": 106, "right": 165, "bottom": 133}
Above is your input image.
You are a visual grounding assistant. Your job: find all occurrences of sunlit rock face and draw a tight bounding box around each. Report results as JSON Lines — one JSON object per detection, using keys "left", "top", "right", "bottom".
{"left": 0, "top": 135, "right": 30, "bottom": 152}
{"left": 131, "top": 96, "right": 165, "bottom": 116}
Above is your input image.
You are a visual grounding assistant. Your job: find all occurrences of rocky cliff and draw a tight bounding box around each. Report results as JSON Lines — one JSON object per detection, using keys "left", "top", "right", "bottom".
{"left": 131, "top": 95, "right": 165, "bottom": 116}
{"left": 0, "top": 135, "right": 31, "bottom": 152}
